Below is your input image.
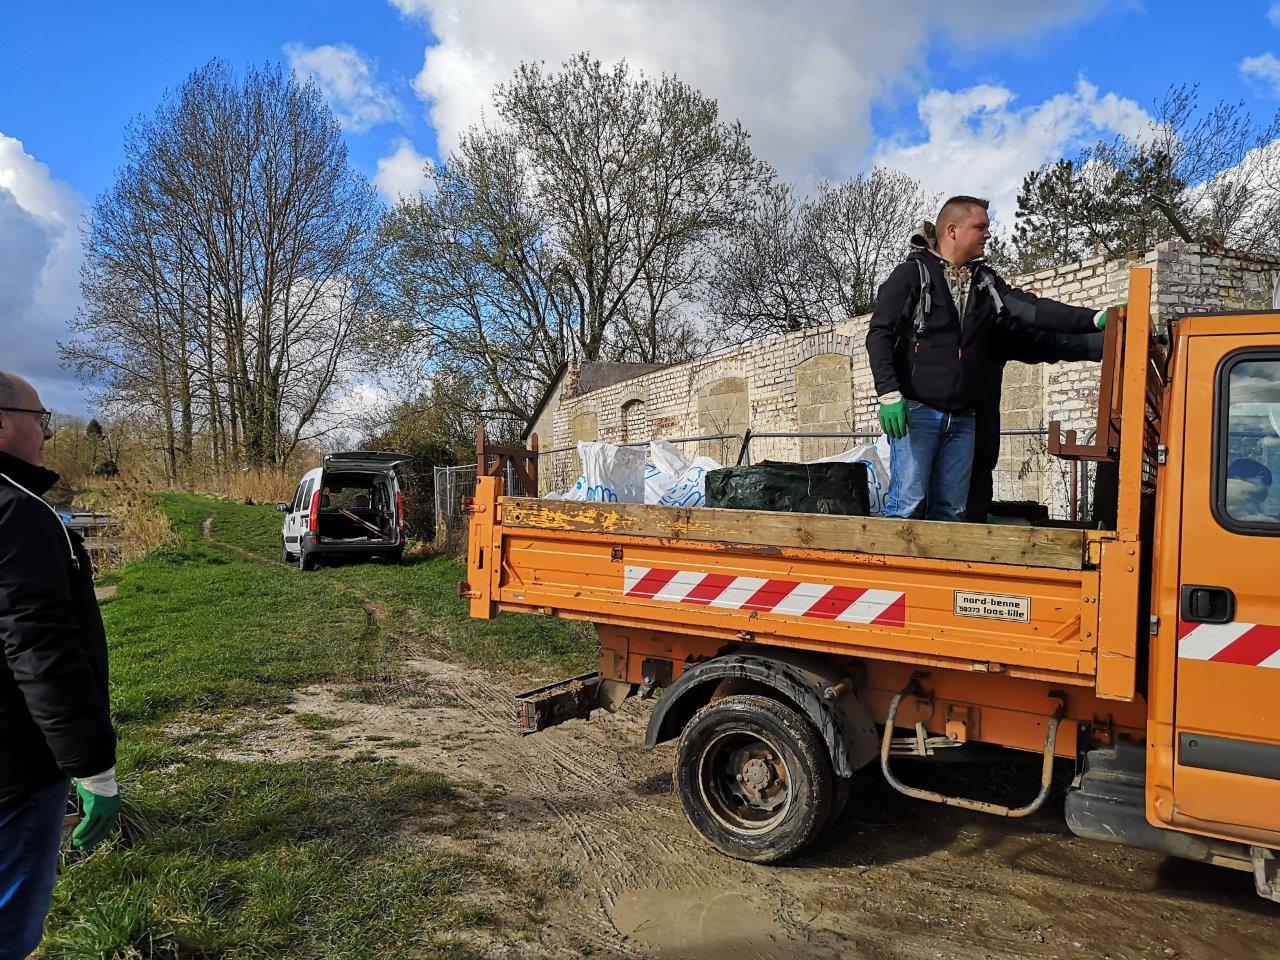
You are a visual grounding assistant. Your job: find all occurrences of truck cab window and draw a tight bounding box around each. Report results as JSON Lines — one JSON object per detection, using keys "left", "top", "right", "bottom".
{"left": 1218, "top": 356, "right": 1280, "bottom": 531}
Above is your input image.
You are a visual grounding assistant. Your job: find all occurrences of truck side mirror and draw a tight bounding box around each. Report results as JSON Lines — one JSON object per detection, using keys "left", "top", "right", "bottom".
{"left": 276, "top": 502, "right": 290, "bottom": 512}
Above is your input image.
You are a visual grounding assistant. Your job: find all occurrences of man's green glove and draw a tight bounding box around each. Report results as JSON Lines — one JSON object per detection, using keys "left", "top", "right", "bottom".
{"left": 878, "top": 398, "right": 909, "bottom": 439}
{"left": 72, "top": 779, "right": 122, "bottom": 850}
{"left": 1094, "top": 309, "right": 1107, "bottom": 330}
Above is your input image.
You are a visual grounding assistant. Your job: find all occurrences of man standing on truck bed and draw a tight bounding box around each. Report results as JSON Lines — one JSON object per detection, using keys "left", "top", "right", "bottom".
{"left": 866, "top": 195, "right": 1105, "bottom": 520}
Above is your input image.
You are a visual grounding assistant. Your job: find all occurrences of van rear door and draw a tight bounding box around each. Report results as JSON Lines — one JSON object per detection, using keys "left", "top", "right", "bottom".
{"left": 1174, "top": 331, "right": 1280, "bottom": 838}
{"left": 323, "top": 451, "right": 408, "bottom": 472}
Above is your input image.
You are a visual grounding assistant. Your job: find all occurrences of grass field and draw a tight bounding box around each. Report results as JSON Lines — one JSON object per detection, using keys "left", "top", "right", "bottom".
{"left": 41, "top": 493, "right": 595, "bottom": 959}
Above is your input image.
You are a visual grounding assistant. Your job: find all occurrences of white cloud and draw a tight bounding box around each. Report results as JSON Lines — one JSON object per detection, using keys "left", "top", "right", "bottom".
{"left": 387, "top": 0, "right": 1105, "bottom": 183}
{"left": 1269, "top": 3, "right": 1280, "bottom": 27}
{"left": 0, "top": 134, "right": 88, "bottom": 414}
{"left": 374, "top": 138, "right": 434, "bottom": 200}
{"left": 873, "top": 78, "right": 1149, "bottom": 222}
{"left": 285, "top": 42, "right": 405, "bottom": 133}
{"left": 1242, "top": 52, "right": 1280, "bottom": 97}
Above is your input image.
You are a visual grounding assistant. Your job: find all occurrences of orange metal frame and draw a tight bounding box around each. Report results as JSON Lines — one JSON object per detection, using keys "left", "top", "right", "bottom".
{"left": 464, "top": 270, "right": 1174, "bottom": 758}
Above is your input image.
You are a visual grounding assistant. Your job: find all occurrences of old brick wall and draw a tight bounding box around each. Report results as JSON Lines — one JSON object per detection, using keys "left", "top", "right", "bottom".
{"left": 1018, "top": 242, "right": 1280, "bottom": 440}
{"left": 541, "top": 243, "right": 1280, "bottom": 500}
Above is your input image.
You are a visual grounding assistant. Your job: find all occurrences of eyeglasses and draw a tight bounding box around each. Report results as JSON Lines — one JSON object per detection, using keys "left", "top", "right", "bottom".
{"left": 0, "top": 407, "right": 53, "bottom": 430}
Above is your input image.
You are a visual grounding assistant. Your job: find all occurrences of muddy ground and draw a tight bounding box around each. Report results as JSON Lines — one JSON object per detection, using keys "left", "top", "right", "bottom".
{"left": 198, "top": 639, "right": 1280, "bottom": 960}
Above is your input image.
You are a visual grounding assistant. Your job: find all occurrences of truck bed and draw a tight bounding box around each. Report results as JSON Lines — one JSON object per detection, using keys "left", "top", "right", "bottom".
{"left": 500, "top": 498, "right": 1090, "bottom": 569}
{"left": 468, "top": 494, "right": 1116, "bottom": 691}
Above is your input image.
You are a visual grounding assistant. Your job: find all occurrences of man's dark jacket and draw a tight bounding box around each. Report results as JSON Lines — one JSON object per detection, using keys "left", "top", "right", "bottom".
{"left": 866, "top": 224, "right": 1098, "bottom": 411}
{"left": 965, "top": 329, "right": 1104, "bottom": 522}
{"left": 0, "top": 450, "right": 115, "bottom": 812}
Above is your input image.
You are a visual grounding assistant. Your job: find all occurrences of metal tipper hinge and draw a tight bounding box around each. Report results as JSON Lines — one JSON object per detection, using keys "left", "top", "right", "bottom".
{"left": 1157, "top": 444, "right": 1168, "bottom": 465}
{"left": 1149, "top": 614, "right": 1160, "bottom": 635}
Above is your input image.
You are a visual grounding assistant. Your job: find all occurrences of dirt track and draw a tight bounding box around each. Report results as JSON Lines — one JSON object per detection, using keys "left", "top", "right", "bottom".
{"left": 221, "top": 644, "right": 1280, "bottom": 960}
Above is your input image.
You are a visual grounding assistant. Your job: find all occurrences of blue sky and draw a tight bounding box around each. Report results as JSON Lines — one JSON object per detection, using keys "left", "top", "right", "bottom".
{"left": 5, "top": 0, "right": 1280, "bottom": 413}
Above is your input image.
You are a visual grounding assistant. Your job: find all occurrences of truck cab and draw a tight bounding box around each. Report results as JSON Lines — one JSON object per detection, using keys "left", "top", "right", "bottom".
{"left": 1144, "top": 312, "right": 1280, "bottom": 877}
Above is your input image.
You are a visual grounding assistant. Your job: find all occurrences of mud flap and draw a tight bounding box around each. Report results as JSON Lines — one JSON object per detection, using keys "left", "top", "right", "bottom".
{"left": 1066, "top": 742, "right": 1255, "bottom": 869}
{"left": 515, "top": 672, "right": 634, "bottom": 735}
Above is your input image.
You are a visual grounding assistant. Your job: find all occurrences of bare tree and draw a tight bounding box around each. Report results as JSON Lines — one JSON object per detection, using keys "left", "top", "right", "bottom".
{"left": 704, "top": 183, "right": 831, "bottom": 338}
{"left": 378, "top": 53, "right": 771, "bottom": 427}
{"left": 65, "top": 59, "right": 381, "bottom": 475}
{"left": 809, "top": 169, "right": 938, "bottom": 319}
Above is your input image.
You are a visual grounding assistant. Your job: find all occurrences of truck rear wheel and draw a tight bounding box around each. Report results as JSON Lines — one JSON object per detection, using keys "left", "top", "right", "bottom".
{"left": 675, "top": 694, "right": 832, "bottom": 863}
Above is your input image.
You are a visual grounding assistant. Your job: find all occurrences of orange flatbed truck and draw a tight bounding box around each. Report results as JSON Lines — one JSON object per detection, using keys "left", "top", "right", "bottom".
{"left": 463, "top": 267, "right": 1280, "bottom": 902}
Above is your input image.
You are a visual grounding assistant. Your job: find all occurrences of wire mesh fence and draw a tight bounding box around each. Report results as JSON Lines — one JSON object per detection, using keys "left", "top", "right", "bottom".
{"left": 433, "top": 460, "right": 526, "bottom": 553}
{"left": 433, "top": 427, "right": 1094, "bottom": 553}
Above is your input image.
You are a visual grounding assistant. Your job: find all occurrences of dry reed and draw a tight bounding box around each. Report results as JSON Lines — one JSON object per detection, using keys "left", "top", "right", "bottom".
{"left": 80, "top": 474, "right": 177, "bottom": 568}
{"left": 183, "top": 467, "right": 301, "bottom": 505}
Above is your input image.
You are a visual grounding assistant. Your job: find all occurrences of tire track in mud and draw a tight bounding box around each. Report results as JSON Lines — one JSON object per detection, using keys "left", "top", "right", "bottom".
{"left": 197, "top": 517, "right": 1280, "bottom": 959}
{"left": 265, "top": 645, "right": 1280, "bottom": 960}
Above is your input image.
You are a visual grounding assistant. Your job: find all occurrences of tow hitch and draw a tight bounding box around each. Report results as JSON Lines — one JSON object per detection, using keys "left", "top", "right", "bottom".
{"left": 515, "top": 672, "right": 634, "bottom": 734}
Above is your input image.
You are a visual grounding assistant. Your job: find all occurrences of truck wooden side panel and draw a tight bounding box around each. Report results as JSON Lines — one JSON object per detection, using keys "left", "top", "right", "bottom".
{"left": 480, "top": 496, "right": 1106, "bottom": 688}
{"left": 498, "top": 498, "right": 1088, "bottom": 569}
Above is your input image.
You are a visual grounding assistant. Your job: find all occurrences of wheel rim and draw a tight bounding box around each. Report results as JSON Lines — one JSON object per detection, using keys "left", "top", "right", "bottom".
{"left": 696, "top": 727, "right": 792, "bottom": 835}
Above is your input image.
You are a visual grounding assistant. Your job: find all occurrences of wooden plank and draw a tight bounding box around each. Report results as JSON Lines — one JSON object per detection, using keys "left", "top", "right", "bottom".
{"left": 498, "top": 499, "right": 1086, "bottom": 570}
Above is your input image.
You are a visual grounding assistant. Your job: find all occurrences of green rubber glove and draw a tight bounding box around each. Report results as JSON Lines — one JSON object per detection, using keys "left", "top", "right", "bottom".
{"left": 878, "top": 399, "right": 909, "bottom": 439}
{"left": 1094, "top": 309, "right": 1107, "bottom": 330}
{"left": 72, "top": 781, "right": 122, "bottom": 850}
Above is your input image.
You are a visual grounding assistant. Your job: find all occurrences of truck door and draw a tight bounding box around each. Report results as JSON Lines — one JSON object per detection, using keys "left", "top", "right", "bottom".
{"left": 1176, "top": 340, "right": 1280, "bottom": 834}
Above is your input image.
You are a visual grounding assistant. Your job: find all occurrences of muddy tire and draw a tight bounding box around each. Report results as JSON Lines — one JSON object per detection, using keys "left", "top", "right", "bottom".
{"left": 675, "top": 694, "right": 832, "bottom": 863}
{"left": 281, "top": 541, "right": 291, "bottom": 565}
{"left": 299, "top": 550, "right": 318, "bottom": 572}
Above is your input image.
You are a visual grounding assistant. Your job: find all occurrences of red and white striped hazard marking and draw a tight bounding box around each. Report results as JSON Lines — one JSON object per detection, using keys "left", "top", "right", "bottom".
{"left": 622, "top": 565, "right": 906, "bottom": 626}
{"left": 1178, "top": 621, "right": 1280, "bottom": 668}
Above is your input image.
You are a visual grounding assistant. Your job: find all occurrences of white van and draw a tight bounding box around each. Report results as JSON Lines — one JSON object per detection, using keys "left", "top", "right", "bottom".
{"left": 278, "top": 451, "right": 408, "bottom": 570}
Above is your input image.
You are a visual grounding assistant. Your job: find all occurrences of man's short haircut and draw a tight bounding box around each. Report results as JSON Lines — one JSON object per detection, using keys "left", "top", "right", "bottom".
{"left": 1228, "top": 457, "right": 1273, "bottom": 487}
{"left": 936, "top": 195, "right": 990, "bottom": 230}
{"left": 0, "top": 372, "right": 20, "bottom": 409}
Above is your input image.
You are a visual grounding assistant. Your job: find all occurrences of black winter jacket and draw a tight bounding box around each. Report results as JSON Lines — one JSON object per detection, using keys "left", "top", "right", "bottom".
{"left": 866, "top": 233, "right": 1098, "bottom": 411}
{"left": 0, "top": 450, "right": 115, "bottom": 812}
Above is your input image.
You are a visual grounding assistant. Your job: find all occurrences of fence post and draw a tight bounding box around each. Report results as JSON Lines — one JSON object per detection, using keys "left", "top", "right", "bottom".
{"left": 529, "top": 432, "right": 539, "bottom": 495}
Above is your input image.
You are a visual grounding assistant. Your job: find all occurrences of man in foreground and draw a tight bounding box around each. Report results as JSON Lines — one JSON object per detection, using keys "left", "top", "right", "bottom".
{"left": 0, "top": 372, "right": 120, "bottom": 959}
{"left": 866, "top": 196, "right": 1104, "bottom": 520}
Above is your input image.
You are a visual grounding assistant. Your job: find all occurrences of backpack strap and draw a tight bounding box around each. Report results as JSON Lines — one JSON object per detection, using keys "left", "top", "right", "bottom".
{"left": 975, "top": 265, "right": 1005, "bottom": 315}
{"left": 913, "top": 259, "right": 931, "bottom": 336}
{"left": 901, "top": 252, "right": 932, "bottom": 340}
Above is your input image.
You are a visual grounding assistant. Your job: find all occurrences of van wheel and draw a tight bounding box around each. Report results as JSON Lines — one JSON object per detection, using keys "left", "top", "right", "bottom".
{"left": 675, "top": 694, "right": 832, "bottom": 863}
{"left": 299, "top": 551, "right": 318, "bottom": 572}
{"left": 281, "top": 541, "right": 291, "bottom": 564}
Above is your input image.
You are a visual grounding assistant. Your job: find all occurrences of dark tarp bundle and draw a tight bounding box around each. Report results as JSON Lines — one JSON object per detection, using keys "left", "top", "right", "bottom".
{"left": 704, "top": 461, "right": 870, "bottom": 516}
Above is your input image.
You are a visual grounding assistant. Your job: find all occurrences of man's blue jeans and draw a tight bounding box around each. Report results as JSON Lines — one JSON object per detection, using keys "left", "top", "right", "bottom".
{"left": 0, "top": 780, "right": 68, "bottom": 960}
{"left": 885, "top": 401, "right": 976, "bottom": 521}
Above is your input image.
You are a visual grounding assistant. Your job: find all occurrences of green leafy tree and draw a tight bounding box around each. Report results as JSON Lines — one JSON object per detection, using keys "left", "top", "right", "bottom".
{"left": 363, "top": 368, "right": 488, "bottom": 538}
{"left": 1014, "top": 85, "right": 1280, "bottom": 270}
